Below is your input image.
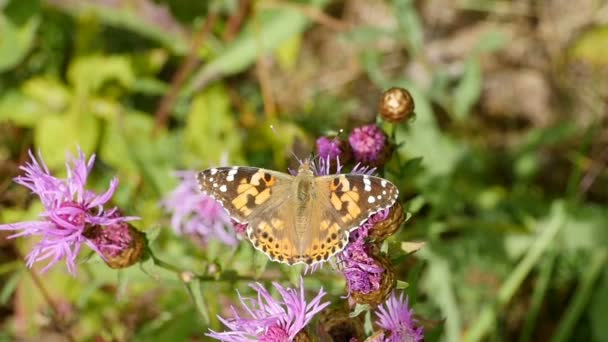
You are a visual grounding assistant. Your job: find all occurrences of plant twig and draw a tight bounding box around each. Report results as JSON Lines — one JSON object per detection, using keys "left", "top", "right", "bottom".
{"left": 223, "top": 0, "right": 252, "bottom": 42}
{"left": 152, "top": 13, "right": 218, "bottom": 135}
{"left": 259, "top": 0, "right": 350, "bottom": 31}
{"left": 20, "top": 259, "right": 76, "bottom": 342}
{"left": 579, "top": 144, "right": 608, "bottom": 195}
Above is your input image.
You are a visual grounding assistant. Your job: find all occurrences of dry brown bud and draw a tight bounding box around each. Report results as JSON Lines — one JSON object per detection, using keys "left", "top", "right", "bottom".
{"left": 379, "top": 87, "right": 415, "bottom": 123}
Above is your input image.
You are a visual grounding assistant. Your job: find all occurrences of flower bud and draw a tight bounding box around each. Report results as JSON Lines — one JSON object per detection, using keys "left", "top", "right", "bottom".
{"left": 294, "top": 330, "right": 314, "bottom": 342}
{"left": 85, "top": 222, "right": 146, "bottom": 269}
{"left": 369, "top": 202, "right": 405, "bottom": 241}
{"left": 318, "top": 304, "right": 365, "bottom": 341}
{"left": 350, "top": 253, "right": 396, "bottom": 306}
{"left": 378, "top": 87, "right": 415, "bottom": 123}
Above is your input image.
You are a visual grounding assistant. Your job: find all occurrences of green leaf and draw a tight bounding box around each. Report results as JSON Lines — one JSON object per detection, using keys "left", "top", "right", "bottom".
{"left": 68, "top": 55, "right": 135, "bottom": 95}
{"left": 0, "top": 1, "right": 39, "bottom": 72}
{"left": 184, "top": 83, "right": 243, "bottom": 165}
{"left": 22, "top": 77, "right": 72, "bottom": 111}
{"left": 99, "top": 110, "right": 155, "bottom": 176}
{"left": 395, "top": 83, "right": 464, "bottom": 178}
{"left": 185, "top": 279, "right": 210, "bottom": 325}
{"left": 182, "top": 0, "right": 329, "bottom": 96}
{"left": 396, "top": 280, "right": 410, "bottom": 290}
{"left": 453, "top": 57, "right": 482, "bottom": 121}
{"left": 0, "top": 91, "right": 49, "bottom": 127}
{"left": 392, "top": 0, "right": 423, "bottom": 54}
{"left": 34, "top": 113, "right": 100, "bottom": 169}
{"left": 0, "top": 271, "right": 21, "bottom": 305}
{"left": 349, "top": 303, "right": 370, "bottom": 318}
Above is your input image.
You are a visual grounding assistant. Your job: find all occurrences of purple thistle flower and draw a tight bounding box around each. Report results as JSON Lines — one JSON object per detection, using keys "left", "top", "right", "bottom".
{"left": 162, "top": 171, "right": 239, "bottom": 246}
{"left": 348, "top": 125, "right": 388, "bottom": 166}
{"left": 207, "top": 277, "right": 330, "bottom": 341}
{"left": 375, "top": 292, "right": 423, "bottom": 342}
{"left": 316, "top": 136, "right": 347, "bottom": 162}
{"left": 338, "top": 209, "right": 390, "bottom": 295}
{"left": 0, "top": 149, "right": 137, "bottom": 275}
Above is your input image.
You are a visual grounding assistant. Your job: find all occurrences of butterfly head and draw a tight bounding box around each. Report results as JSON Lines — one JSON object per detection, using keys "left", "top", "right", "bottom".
{"left": 297, "top": 158, "right": 315, "bottom": 176}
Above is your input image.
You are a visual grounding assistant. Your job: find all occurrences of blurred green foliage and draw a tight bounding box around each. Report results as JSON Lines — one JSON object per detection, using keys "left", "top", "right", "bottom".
{"left": 1, "top": 0, "right": 608, "bottom": 341}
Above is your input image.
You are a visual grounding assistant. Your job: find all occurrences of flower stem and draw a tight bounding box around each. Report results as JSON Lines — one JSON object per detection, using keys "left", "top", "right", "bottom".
{"left": 145, "top": 246, "right": 272, "bottom": 283}
{"left": 24, "top": 266, "right": 76, "bottom": 342}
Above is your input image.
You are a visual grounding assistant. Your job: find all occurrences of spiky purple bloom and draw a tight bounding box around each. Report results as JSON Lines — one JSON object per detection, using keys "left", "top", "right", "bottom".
{"left": 375, "top": 292, "right": 423, "bottom": 342}
{"left": 316, "top": 136, "right": 346, "bottom": 161}
{"left": 207, "top": 277, "right": 330, "bottom": 341}
{"left": 348, "top": 125, "right": 387, "bottom": 165}
{"left": 338, "top": 209, "right": 390, "bottom": 295}
{"left": 162, "top": 171, "right": 240, "bottom": 246}
{"left": 0, "top": 149, "right": 136, "bottom": 275}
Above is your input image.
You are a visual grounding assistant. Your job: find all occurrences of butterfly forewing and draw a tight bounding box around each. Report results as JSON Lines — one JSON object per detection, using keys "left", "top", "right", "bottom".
{"left": 197, "top": 167, "right": 293, "bottom": 223}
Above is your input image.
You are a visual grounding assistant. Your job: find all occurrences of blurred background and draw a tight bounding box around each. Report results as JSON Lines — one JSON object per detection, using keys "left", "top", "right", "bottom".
{"left": 1, "top": 0, "right": 608, "bottom": 341}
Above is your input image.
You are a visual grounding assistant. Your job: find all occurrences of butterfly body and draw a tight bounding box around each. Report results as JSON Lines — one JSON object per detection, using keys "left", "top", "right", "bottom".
{"left": 197, "top": 160, "right": 399, "bottom": 265}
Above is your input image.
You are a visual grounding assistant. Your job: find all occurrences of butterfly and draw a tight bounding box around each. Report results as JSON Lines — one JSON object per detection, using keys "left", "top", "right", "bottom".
{"left": 197, "top": 159, "right": 399, "bottom": 265}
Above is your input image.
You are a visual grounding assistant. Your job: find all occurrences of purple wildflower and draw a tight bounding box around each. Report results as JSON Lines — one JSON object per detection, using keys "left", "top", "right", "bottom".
{"left": 162, "top": 171, "right": 239, "bottom": 246}
{"left": 338, "top": 209, "right": 390, "bottom": 295}
{"left": 316, "top": 136, "right": 347, "bottom": 161}
{"left": 375, "top": 292, "right": 423, "bottom": 342}
{"left": 348, "top": 125, "right": 388, "bottom": 165}
{"left": 0, "top": 149, "right": 136, "bottom": 275}
{"left": 207, "top": 277, "right": 330, "bottom": 341}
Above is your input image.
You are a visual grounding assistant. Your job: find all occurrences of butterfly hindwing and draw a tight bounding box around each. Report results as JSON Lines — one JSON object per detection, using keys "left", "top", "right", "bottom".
{"left": 197, "top": 167, "right": 293, "bottom": 223}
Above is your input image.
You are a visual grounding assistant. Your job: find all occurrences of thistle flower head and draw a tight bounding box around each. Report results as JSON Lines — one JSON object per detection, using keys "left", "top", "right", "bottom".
{"left": 337, "top": 208, "right": 390, "bottom": 296}
{"left": 375, "top": 292, "right": 423, "bottom": 342}
{"left": 348, "top": 125, "right": 388, "bottom": 166}
{"left": 162, "top": 171, "right": 239, "bottom": 246}
{"left": 207, "top": 277, "right": 330, "bottom": 341}
{"left": 0, "top": 149, "right": 137, "bottom": 275}
{"left": 316, "top": 136, "right": 350, "bottom": 163}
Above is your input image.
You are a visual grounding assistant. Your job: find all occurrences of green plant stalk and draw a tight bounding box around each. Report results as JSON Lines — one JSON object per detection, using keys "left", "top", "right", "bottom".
{"left": 551, "top": 248, "right": 608, "bottom": 342}
{"left": 463, "top": 201, "right": 566, "bottom": 342}
{"left": 519, "top": 252, "right": 556, "bottom": 342}
{"left": 185, "top": 279, "right": 210, "bottom": 324}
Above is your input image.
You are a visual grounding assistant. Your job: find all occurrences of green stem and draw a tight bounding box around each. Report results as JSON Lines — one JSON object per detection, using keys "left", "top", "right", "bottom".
{"left": 551, "top": 248, "right": 608, "bottom": 342}
{"left": 519, "top": 252, "right": 556, "bottom": 342}
{"left": 463, "top": 201, "right": 566, "bottom": 342}
{"left": 146, "top": 246, "right": 271, "bottom": 282}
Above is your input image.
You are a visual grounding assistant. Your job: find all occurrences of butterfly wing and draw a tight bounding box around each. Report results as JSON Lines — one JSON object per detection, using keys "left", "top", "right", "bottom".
{"left": 316, "top": 174, "right": 399, "bottom": 230}
{"left": 196, "top": 167, "right": 293, "bottom": 223}
{"left": 294, "top": 174, "right": 400, "bottom": 264}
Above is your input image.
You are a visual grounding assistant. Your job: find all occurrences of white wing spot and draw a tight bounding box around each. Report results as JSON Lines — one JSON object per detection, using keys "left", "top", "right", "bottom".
{"left": 380, "top": 180, "right": 387, "bottom": 187}
{"left": 219, "top": 185, "right": 227, "bottom": 192}
{"left": 363, "top": 177, "right": 372, "bottom": 192}
{"left": 213, "top": 183, "right": 219, "bottom": 188}
{"left": 382, "top": 190, "right": 387, "bottom": 195}
{"left": 210, "top": 168, "right": 218, "bottom": 175}
{"left": 377, "top": 195, "right": 382, "bottom": 200}
{"left": 367, "top": 196, "right": 375, "bottom": 203}
{"left": 209, "top": 177, "right": 214, "bottom": 182}
{"left": 226, "top": 168, "right": 238, "bottom": 182}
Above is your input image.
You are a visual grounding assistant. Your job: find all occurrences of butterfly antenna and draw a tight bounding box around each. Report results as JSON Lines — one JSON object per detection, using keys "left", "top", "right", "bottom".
{"left": 270, "top": 124, "right": 303, "bottom": 165}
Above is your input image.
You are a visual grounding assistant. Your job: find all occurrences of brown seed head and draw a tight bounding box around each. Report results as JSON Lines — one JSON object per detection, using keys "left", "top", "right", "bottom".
{"left": 379, "top": 87, "right": 415, "bottom": 123}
